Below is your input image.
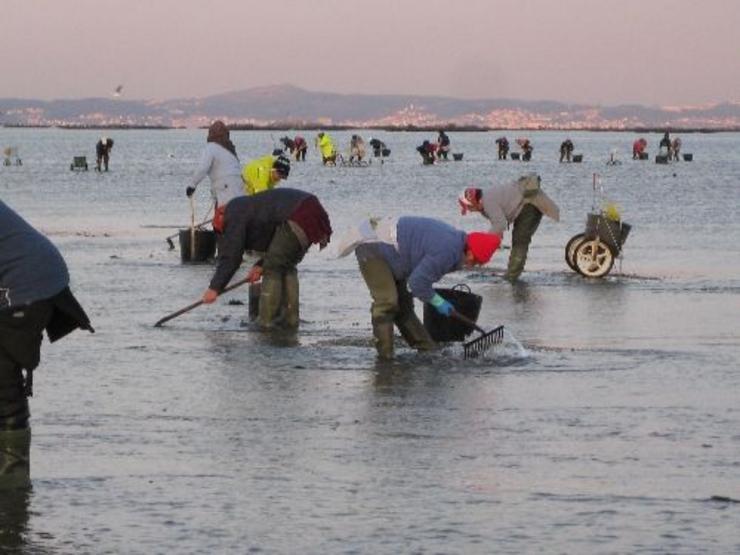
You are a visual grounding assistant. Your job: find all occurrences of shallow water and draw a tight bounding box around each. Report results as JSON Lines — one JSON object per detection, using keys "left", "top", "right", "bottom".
{"left": 1, "top": 129, "right": 739, "bottom": 554}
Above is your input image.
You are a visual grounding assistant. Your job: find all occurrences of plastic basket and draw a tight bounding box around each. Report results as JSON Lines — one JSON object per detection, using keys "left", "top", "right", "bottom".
{"left": 423, "top": 284, "right": 482, "bottom": 342}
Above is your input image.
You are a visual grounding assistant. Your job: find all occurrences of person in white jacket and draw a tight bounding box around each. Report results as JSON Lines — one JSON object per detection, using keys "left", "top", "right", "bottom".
{"left": 185, "top": 120, "right": 245, "bottom": 233}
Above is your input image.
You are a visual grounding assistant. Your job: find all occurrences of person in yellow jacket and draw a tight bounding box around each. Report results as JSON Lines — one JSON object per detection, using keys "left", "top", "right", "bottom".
{"left": 242, "top": 154, "right": 291, "bottom": 196}
{"left": 315, "top": 132, "right": 337, "bottom": 166}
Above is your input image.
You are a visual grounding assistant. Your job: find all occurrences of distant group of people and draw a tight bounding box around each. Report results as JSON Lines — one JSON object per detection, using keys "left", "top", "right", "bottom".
{"left": 495, "top": 137, "right": 533, "bottom": 161}
{"left": 416, "top": 130, "right": 452, "bottom": 164}
{"left": 633, "top": 132, "right": 682, "bottom": 160}
{"left": 180, "top": 121, "right": 561, "bottom": 358}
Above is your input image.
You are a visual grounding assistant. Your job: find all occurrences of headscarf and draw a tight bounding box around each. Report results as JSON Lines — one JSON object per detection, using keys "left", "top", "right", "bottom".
{"left": 207, "top": 120, "right": 237, "bottom": 158}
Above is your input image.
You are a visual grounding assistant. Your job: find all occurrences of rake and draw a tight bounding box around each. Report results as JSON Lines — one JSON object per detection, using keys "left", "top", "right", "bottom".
{"left": 450, "top": 310, "right": 505, "bottom": 359}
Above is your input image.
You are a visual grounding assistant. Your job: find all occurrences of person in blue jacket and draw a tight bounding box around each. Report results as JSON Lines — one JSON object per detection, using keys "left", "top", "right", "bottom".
{"left": 0, "top": 201, "right": 93, "bottom": 488}
{"left": 341, "top": 216, "right": 500, "bottom": 360}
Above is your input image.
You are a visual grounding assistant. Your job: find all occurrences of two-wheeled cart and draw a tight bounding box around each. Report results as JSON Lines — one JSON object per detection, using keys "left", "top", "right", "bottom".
{"left": 565, "top": 174, "right": 631, "bottom": 278}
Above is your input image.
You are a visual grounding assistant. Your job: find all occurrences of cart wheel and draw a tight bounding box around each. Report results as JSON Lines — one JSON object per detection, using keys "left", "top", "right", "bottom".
{"left": 565, "top": 233, "right": 585, "bottom": 271}
{"left": 574, "top": 239, "right": 614, "bottom": 278}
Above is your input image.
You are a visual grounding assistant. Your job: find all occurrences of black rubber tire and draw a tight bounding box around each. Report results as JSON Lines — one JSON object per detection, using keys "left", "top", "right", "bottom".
{"left": 565, "top": 233, "right": 586, "bottom": 272}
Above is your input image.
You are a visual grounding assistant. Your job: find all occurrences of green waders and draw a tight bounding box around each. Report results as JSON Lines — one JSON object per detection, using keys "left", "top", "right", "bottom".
{"left": 505, "top": 203, "right": 543, "bottom": 282}
{"left": 356, "top": 246, "right": 436, "bottom": 359}
{"left": 259, "top": 223, "right": 307, "bottom": 330}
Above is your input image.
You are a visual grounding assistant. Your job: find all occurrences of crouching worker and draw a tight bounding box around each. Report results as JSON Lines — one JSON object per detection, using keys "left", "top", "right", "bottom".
{"left": 201, "top": 189, "right": 332, "bottom": 330}
{"left": 458, "top": 173, "right": 560, "bottom": 282}
{"left": 338, "top": 216, "right": 500, "bottom": 360}
{"left": 1, "top": 201, "right": 94, "bottom": 488}
{"left": 242, "top": 153, "right": 291, "bottom": 196}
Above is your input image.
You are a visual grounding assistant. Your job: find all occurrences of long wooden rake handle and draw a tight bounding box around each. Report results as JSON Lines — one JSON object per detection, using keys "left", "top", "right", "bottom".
{"left": 153, "top": 278, "right": 250, "bottom": 328}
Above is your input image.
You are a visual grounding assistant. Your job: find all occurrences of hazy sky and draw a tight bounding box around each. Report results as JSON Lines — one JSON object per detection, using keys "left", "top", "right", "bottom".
{"left": 3, "top": 0, "right": 739, "bottom": 106}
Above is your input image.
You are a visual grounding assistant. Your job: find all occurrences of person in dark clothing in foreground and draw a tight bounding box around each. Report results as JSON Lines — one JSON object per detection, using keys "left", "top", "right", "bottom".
{"left": 338, "top": 216, "right": 501, "bottom": 360}
{"left": 0, "top": 201, "right": 93, "bottom": 488}
{"left": 202, "top": 188, "right": 332, "bottom": 330}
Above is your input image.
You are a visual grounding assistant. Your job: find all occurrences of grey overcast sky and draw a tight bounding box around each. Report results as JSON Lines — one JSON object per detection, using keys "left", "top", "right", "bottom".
{"left": 3, "top": 0, "right": 739, "bottom": 106}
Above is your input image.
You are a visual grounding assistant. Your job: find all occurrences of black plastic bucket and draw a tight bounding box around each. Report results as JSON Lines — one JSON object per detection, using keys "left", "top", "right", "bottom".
{"left": 639, "top": 152, "right": 649, "bottom": 160}
{"left": 179, "top": 229, "right": 217, "bottom": 263}
{"left": 585, "top": 214, "right": 631, "bottom": 254}
{"left": 381, "top": 148, "right": 391, "bottom": 157}
{"left": 683, "top": 153, "right": 693, "bottom": 161}
{"left": 510, "top": 152, "right": 521, "bottom": 160}
{"left": 572, "top": 154, "right": 583, "bottom": 163}
{"left": 452, "top": 153, "right": 464, "bottom": 161}
{"left": 655, "top": 154, "right": 669, "bottom": 164}
{"left": 423, "top": 284, "right": 482, "bottom": 342}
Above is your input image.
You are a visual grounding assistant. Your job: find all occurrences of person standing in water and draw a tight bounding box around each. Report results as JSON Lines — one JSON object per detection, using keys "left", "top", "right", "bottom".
{"left": 185, "top": 121, "right": 245, "bottom": 234}
{"left": 0, "top": 201, "right": 94, "bottom": 488}
{"left": 95, "top": 137, "right": 114, "bottom": 171}
{"left": 458, "top": 173, "right": 560, "bottom": 282}
{"left": 202, "top": 188, "right": 332, "bottom": 330}
{"left": 339, "top": 216, "right": 500, "bottom": 360}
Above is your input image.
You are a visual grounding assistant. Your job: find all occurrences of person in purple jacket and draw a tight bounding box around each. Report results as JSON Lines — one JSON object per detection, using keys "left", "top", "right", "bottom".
{"left": 343, "top": 216, "right": 500, "bottom": 360}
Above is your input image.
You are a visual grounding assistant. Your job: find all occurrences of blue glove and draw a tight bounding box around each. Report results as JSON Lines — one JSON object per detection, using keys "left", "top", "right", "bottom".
{"left": 430, "top": 293, "right": 454, "bottom": 317}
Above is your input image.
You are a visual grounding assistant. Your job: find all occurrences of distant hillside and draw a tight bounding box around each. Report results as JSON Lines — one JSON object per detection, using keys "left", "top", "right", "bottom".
{"left": 2, "top": 85, "right": 739, "bottom": 130}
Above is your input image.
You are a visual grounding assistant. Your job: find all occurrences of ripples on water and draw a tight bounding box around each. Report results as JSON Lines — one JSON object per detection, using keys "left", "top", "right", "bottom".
{"left": 1, "top": 129, "right": 739, "bottom": 553}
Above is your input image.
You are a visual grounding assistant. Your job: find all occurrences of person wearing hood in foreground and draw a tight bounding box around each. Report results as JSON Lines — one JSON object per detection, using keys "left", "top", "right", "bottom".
{"left": 458, "top": 173, "right": 560, "bottom": 282}
{"left": 202, "top": 188, "right": 332, "bottom": 330}
{"left": 0, "top": 201, "right": 94, "bottom": 488}
{"left": 338, "top": 216, "right": 500, "bottom": 360}
{"left": 186, "top": 121, "right": 245, "bottom": 234}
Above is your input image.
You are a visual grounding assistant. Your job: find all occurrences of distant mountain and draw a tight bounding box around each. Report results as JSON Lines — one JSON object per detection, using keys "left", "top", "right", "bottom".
{"left": 2, "top": 85, "right": 739, "bottom": 130}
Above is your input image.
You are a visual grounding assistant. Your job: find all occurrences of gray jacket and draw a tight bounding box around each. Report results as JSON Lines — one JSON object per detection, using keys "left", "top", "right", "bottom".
{"left": 480, "top": 176, "right": 560, "bottom": 234}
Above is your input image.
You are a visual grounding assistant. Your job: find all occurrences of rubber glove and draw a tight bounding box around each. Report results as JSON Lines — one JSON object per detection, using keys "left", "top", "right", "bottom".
{"left": 430, "top": 293, "right": 454, "bottom": 317}
{"left": 186, "top": 186, "right": 196, "bottom": 197}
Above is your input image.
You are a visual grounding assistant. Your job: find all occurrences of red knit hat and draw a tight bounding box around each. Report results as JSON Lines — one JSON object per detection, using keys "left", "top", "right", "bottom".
{"left": 466, "top": 232, "right": 501, "bottom": 264}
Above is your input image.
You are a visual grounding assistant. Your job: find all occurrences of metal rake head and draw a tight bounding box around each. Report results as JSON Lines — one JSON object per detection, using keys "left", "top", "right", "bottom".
{"left": 463, "top": 325, "right": 505, "bottom": 359}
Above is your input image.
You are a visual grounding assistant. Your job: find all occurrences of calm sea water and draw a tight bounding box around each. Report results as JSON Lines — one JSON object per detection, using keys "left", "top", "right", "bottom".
{"left": 1, "top": 128, "right": 739, "bottom": 554}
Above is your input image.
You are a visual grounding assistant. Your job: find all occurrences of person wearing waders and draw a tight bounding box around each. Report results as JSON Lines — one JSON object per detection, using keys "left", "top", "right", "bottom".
{"left": 559, "top": 139, "right": 574, "bottom": 162}
{"left": 0, "top": 201, "right": 93, "bottom": 488}
{"left": 458, "top": 173, "right": 560, "bottom": 282}
{"left": 95, "top": 137, "right": 114, "bottom": 171}
{"left": 186, "top": 121, "right": 245, "bottom": 234}
{"left": 201, "top": 188, "right": 332, "bottom": 330}
{"left": 337, "top": 217, "right": 500, "bottom": 360}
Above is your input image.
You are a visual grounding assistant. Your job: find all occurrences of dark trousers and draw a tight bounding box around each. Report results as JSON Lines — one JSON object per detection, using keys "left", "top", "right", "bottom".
{"left": 505, "top": 204, "right": 544, "bottom": 281}
{"left": 259, "top": 223, "right": 307, "bottom": 328}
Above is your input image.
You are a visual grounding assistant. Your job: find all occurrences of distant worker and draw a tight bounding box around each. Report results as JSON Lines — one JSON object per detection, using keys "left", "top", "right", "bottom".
{"left": 1, "top": 201, "right": 94, "bottom": 488}
{"left": 316, "top": 132, "right": 337, "bottom": 166}
{"left": 242, "top": 154, "right": 291, "bottom": 196}
{"left": 517, "top": 138, "right": 533, "bottom": 161}
{"left": 495, "top": 137, "right": 509, "bottom": 160}
{"left": 201, "top": 189, "right": 332, "bottom": 330}
{"left": 186, "top": 120, "right": 245, "bottom": 234}
{"left": 349, "top": 135, "right": 366, "bottom": 163}
{"left": 293, "top": 136, "right": 308, "bottom": 162}
{"left": 95, "top": 137, "right": 114, "bottom": 171}
{"left": 671, "top": 137, "right": 682, "bottom": 161}
{"left": 338, "top": 216, "right": 501, "bottom": 360}
{"left": 559, "top": 139, "right": 574, "bottom": 162}
{"left": 279, "top": 136, "right": 295, "bottom": 154}
{"left": 437, "top": 130, "right": 451, "bottom": 160}
{"left": 369, "top": 138, "right": 389, "bottom": 158}
{"left": 632, "top": 138, "right": 648, "bottom": 159}
{"left": 458, "top": 173, "right": 560, "bottom": 282}
{"left": 416, "top": 140, "right": 437, "bottom": 165}
{"left": 659, "top": 131, "right": 671, "bottom": 157}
